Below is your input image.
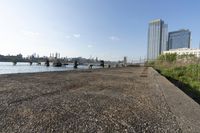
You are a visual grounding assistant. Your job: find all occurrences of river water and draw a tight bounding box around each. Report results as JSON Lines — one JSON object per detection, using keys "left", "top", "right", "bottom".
{"left": 0, "top": 62, "right": 99, "bottom": 75}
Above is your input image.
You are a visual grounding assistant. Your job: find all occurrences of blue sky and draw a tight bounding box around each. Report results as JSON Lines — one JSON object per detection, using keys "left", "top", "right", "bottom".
{"left": 0, "top": 0, "right": 200, "bottom": 61}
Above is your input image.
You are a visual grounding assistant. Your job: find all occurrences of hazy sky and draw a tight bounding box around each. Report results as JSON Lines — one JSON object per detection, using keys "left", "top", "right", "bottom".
{"left": 0, "top": 0, "right": 200, "bottom": 61}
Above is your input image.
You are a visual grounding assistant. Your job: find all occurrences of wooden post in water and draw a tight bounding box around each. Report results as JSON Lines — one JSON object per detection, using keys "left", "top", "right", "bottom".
{"left": 100, "top": 60, "right": 104, "bottom": 68}
{"left": 74, "top": 60, "right": 78, "bottom": 69}
{"left": 37, "top": 62, "right": 41, "bottom": 65}
{"left": 13, "top": 61, "right": 17, "bottom": 66}
{"left": 88, "top": 64, "right": 93, "bottom": 69}
{"left": 45, "top": 59, "right": 50, "bottom": 67}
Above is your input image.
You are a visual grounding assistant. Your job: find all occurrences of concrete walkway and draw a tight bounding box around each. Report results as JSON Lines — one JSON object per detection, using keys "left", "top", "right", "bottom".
{"left": 0, "top": 67, "right": 199, "bottom": 132}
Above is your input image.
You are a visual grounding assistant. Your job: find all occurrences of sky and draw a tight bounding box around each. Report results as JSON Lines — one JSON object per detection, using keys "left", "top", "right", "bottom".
{"left": 0, "top": 0, "right": 200, "bottom": 61}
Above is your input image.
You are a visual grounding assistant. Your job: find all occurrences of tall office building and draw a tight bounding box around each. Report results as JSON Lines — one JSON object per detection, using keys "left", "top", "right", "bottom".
{"left": 168, "top": 29, "right": 191, "bottom": 50}
{"left": 147, "top": 19, "right": 168, "bottom": 60}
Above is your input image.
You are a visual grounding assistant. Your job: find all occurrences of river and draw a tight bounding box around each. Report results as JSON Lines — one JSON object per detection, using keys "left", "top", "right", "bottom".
{"left": 0, "top": 62, "right": 99, "bottom": 75}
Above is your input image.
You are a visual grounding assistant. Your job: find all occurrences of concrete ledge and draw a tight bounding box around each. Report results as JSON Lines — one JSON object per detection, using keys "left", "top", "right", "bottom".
{"left": 150, "top": 67, "right": 200, "bottom": 133}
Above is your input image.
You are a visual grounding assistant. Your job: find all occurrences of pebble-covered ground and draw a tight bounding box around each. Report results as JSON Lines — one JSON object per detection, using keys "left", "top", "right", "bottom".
{"left": 0, "top": 67, "right": 185, "bottom": 132}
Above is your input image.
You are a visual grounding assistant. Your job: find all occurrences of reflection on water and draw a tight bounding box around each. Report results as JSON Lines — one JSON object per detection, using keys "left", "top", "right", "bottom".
{"left": 0, "top": 62, "right": 99, "bottom": 75}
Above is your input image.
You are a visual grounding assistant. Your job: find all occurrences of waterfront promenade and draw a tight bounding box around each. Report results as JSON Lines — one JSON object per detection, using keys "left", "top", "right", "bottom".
{"left": 0, "top": 67, "right": 199, "bottom": 132}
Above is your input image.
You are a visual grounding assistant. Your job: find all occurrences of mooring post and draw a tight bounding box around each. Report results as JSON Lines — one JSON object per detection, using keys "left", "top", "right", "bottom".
{"left": 13, "top": 61, "right": 17, "bottom": 66}
{"left": 74, "top": 60, "right": 78, "bottom": 69}
{"left": 100, "top": 60, "right": 104, "bottom": 68}
{"left": 88, "top": 64, "right": 93, "bottom": 69}
{"left": 45, "top": 59, "right": 50, "bottom": 67}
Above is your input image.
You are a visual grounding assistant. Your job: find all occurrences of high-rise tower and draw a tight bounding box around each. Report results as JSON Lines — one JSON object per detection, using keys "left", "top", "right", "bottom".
{"left": 147, "top": 19, "right": 168, "bottom": 60}
{"left": 168, "top": 29, "right": 191, "bottom": 50}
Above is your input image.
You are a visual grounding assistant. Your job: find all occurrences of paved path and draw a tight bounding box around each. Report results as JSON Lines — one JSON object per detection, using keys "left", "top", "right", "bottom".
{"left": 0, "top": 67, "right": 199, "bottom": 132}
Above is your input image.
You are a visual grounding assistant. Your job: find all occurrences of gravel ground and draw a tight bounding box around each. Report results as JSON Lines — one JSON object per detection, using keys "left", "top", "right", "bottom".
{"left": 0, "top": 67, "right": 195, "bottom": 132}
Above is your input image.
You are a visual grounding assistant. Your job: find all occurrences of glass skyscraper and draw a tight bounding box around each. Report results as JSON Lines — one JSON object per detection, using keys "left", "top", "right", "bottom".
{"left": 168, "top": 29, "right": 191, "bottom": 50}
{"left": 147, "top": 19, "right": 168, "bottom": 60}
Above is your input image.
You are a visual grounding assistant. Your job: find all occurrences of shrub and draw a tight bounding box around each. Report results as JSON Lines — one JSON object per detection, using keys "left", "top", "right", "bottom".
{"left": 158, "top": 53, "right": 177, "bottom": 62}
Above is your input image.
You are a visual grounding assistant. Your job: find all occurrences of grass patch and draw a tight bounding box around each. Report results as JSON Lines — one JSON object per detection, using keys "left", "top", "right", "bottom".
{"left": 147, "top": 54, "right": 200, "bottom": 104}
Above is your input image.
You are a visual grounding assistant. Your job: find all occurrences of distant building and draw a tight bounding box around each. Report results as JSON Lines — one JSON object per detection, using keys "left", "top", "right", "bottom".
{"left": 163, "top": 48, "right": 200, "bottom": 57}
{"left": 168, "top": 29, "right": 191, "bottom": 50}
{"left": 147, "top": 19, "right": 168, "bottom": 60}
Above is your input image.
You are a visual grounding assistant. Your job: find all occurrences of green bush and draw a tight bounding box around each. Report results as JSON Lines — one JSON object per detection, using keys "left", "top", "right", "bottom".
{"left": 178, "top": 53, "right": 195, "bottom": 59}
{"left": 146, "top": 61, "right": 155, "bottom": 66}
{"left": 158, "top": 53, "right": 177, "bottom": 62}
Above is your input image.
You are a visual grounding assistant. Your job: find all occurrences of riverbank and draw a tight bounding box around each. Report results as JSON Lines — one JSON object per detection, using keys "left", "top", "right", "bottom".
{"left": 0, "top": 67, "right": 199, "bottom": 132}
{"left": 148, "top": 53, "right": 200, "bottom": 104}
{"left": 155, "top": 64, "right": 200, "bottom": 104}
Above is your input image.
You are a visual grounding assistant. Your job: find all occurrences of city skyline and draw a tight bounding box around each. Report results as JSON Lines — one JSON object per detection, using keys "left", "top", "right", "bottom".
{"left": 1, "top": 0, "right": 200, "bottom": 61}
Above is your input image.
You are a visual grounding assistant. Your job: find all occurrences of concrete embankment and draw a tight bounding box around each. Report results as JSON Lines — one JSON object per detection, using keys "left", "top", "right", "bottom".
{"left": 150, "top": 67, "right": 200, "bottom": 132}
{"left": 0, "top": 67, "right": 199, "bottom": 132}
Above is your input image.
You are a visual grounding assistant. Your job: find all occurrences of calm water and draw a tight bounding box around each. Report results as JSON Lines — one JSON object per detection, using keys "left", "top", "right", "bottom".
{"left": 0, "top": 62, "right": 99, "bottom": 75}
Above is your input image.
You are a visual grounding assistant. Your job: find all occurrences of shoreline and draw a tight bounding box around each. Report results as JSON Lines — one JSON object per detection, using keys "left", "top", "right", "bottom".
{"left": 0, "top": 67, "right": 106, "bottom": 76}
{"left": 0, "top": 62, "right": 102, "bottom": 75}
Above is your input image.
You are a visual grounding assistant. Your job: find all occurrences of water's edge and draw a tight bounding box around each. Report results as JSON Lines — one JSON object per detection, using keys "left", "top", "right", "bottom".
{"left": 0, "top": 62, "right": 101, "bottom": 75}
